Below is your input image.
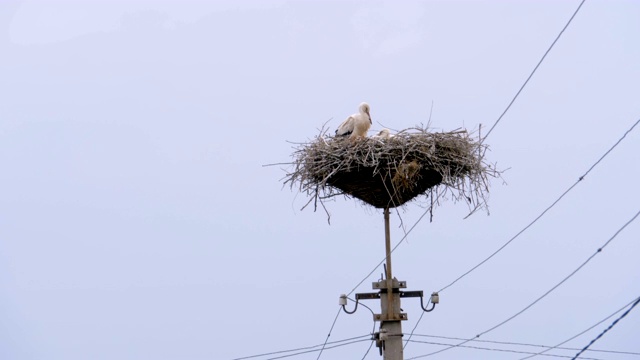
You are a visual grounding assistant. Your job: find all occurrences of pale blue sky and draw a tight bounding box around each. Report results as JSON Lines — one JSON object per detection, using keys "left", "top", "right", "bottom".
{"left": 1, "top": 1, "right": 639, "bottom": 359}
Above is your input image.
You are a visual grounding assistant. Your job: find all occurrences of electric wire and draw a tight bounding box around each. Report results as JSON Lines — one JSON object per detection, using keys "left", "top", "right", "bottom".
{"left": 406, "top": 208, "right": 640, "bottom": 359}
{"left": 408, "top": 333, "right": 640, "bottom": 356}
{"left": 571, "top": 297, "right": 640, "bottom": 360}
{"left": 229, "top": 296, "right": 640, "bottom": 360}
{"left": 404, "top": 299, "right": 429, "bottom": 349}
{"left": 348, "top": 297, "right": 377, "bottom": 360}
{"left": 482, "top": 0, "right": 586, "bottom": 141}
{"left": 315, "top": 307, "right": 342, "bottom": 360}
{"left": 266, "top": 339, "right": 372, "bottom": 360}
{"left": 360, "top": 339, "right": 375, "bottom": 360}
{"left": 405, "top": 339, "right": 603, "bottom": 360}
{"left": 519, "top": 296, "right": 640, "bottom": 359}
{"left": 360, "top": 331, "right": 375, "bottom": 360}
{"left": 404, "top": 297, "right": 640, "bottom": 360}
{"left": 438, "top": 115, "right": 640, "bottom": 294}
{"left": 470, "top": 209, "right": 640, "bottom": 336}
{"left": 230, "top": 334, "right": 371, "bottom": 360}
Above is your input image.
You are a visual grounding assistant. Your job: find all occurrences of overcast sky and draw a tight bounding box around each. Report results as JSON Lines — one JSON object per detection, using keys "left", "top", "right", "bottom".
{"left": 1, "top": 1, "right": 639, "bottom": 359}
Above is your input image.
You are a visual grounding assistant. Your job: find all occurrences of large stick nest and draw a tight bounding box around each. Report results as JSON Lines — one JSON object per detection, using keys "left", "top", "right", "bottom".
{"left": 284, "top": 125, "right": 499, "bottom": 215}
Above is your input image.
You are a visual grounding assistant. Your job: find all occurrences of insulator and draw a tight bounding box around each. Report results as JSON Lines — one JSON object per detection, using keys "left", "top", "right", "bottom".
{"left": 339, "top": 294, "right": 347, "bottom": 306}
{"left": 431, "top": 292, "right": 440, "bottom": 304}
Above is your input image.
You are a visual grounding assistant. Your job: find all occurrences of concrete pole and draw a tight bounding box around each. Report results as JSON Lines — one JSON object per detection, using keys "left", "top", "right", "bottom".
{"left": 381, "top": 208, "right": 404, "bottom": 360}
{"left": 384, "top": 208, "right": 394, "bottom": 319}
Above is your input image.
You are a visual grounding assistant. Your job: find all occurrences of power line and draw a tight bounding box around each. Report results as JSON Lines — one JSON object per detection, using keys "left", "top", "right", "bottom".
{"left": 316, "top": 306, "right": 342, "bottom": 360}
{"left": 230, "top": 296, "right": 640, "bottom": 360}
{"left": 405, "top": 339, "right": 604, "bottom": 360}
{"left": 406, "top": 208, "right": 640, "bottom": 359}
{"left": 519, "top": 296, "right": 640, "bottom": 359}
{"left": 360, "top": 337, "right": 375, "bottom": 360}
{"left": 267, "top": 339, "right": 372, "bottom": 360}
{"left": 572, "top": 297, "right": 640, "bottom": 360}
{"left": 438, "top": 115, "right": 640, "bottom": 294}
{"left": 231, "top": 334, "right": 370, "bottom": 360}
{"left": 230, "top": 301, "right": 374, "bottom": 360}
{"left": 482, "top": 0, "right": 586, "bottom": 141}
{"left": 475, "top": 209, "right": 640, "bottom": 335}
{"left": 407, "top": 333, "right": 640, "bottom": 356}
{"left": 404, "top": 299, "right": 429, "bottom": 349}
{"left": 347, "top": 297, "right": 377, "bottom": 360}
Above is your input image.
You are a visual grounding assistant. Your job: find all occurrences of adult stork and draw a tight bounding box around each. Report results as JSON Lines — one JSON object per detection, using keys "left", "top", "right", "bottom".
{"left": 335, "top": 102, "right": 372, "bottom": 140}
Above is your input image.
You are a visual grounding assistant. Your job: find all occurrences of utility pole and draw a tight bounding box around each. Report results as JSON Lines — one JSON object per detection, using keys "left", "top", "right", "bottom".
{"left": 340, "top": 208, "right": 439, "bottom": 360}
{"left": 379, "top": 207, "right": 404, "bottom": 360}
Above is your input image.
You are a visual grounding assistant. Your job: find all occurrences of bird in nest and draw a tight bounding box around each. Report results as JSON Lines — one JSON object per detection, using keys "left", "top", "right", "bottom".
{"left": 335, "top": 102, "right": 372, "bottom": 140}
{"left": 373, "top": 128, "right": 394, "bottom": 140}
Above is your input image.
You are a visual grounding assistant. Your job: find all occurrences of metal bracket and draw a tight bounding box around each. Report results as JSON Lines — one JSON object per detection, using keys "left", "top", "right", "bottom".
{"left": 373, "top": 312, "right": 408, "bottom": 321}
{"left": 372, "top": 279, "right": 407, "bottom": 290}
{"left": 356, "top": 292, "right": 380, "bottom": 300}
{"left": 342, "top": 289, "right": 438, "bottom": 315}
{"left": 399, "top": 290, "right": 423, "bottom": 298}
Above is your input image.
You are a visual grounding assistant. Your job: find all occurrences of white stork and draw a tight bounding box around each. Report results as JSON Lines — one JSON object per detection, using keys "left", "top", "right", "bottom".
{"left": 373, "top": 128, "right": 393, "bottom": 140}
{"left": 335, "top": 102, "right": 372, "bottom": 140}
